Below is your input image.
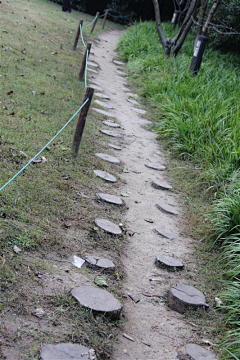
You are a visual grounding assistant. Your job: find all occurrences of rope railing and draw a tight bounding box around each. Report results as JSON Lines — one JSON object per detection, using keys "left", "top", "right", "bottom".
{"left": 0, "top": 99, "right": 90, "bottom": 192}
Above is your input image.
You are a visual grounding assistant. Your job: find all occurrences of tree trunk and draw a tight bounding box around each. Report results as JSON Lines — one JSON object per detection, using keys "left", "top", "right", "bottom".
{"left": 197, "top": 0, "right": 207, "bottom": 37}
{"left": 202, "top": 0, "right": 221, "bottom": 35}
{"left": 152, "top": 0, "right": 172, "bottom": 57}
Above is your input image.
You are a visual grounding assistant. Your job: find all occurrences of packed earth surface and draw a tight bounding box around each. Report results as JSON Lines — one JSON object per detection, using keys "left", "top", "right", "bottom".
{"left": 83, "top": 30, "right": 218, "bottom": 360}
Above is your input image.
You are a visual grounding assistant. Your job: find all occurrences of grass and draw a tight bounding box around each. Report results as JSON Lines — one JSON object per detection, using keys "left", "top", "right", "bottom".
{"left": 117, "top": 21, "right": 240, "bottom": 359}
{"left": 0, "top": 0, "right": 125, "bottom": 358}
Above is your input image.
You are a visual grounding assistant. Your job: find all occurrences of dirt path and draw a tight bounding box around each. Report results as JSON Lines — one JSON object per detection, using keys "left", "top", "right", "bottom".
{"left": 89, "top": 30, "right": 206, "bottom": 360}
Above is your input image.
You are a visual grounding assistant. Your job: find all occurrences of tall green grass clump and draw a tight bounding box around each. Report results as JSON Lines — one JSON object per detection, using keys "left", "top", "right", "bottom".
{"left": 118, "top": 21, "right": 240, "bottom": 359}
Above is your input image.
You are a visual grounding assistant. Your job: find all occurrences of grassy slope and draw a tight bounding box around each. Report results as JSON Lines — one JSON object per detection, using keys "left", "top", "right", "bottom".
{"left": 0, "top": 1, "right": 125, "bottom": 359}
{"left": 117, "top": 21, "right": 240, "bottom": 359}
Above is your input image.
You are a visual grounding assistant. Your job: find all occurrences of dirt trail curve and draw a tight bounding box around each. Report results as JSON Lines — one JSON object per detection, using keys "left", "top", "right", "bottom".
{"left": 89, "top": 30, "right": 213, "bottom": 360}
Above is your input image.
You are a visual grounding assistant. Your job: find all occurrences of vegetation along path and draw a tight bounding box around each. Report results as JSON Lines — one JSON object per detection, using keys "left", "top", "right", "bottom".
{"left": 89, "top": 30, "right": 218, "bottom": 360}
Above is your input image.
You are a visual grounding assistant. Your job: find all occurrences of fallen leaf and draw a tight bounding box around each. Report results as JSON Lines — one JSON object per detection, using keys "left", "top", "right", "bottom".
{"left": 94, "top": 275, "right": 108, "bottom": 287}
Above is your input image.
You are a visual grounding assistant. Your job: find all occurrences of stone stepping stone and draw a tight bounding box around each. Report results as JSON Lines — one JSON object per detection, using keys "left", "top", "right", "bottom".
{"left": 168, "top": 283, "right": 208, "bottom": 313}
{"left": 116, "top": 79, "right": 127, "bottom": 85}
{"left": 186, "top": 344, "right": 218, "bottom": 360}
{"left": 116, "top": 70, "right": 127, "bottom": 76}
{"left": 94, "top": 170, "right": 117, "bottom": 183}
{"left": 94, "top": 218, "right": 122, "bottom": 235}
{"left": 126, "top": 92, "right": 139, "bottom": 99}
{"left": 100, "top": 129, "right": 121, "bottom": 138}
{"left": 156, "top": 203, "right": 179, "bottom": 216}
{"left": 88, "top": 60, "right": 99, "bottom": 68}
{"left": 113, "top": 59, "right": 125, "bottom": 66}
{"left": 95, "top": 92, "right": 110, "bottom": 100}
{"left": 155, "top": 228, "right": 177, "bottom": 240}
{"left": 127, "top": 98, "right": 140, "bottom": 106}
{"left": 93, "top": 108, "right": 115, "bottom": 118}
{"left": 123, "top": 87, "right": 131, "bottom": 92}
{"left": 95, "top": 153, "right": 120, "bottom": 164}
{"left": 108, "top": 143, "right": 122, "bottom": 151}
{"left": 131, "top": 107, "right": 146, "bottom": 115}
{"left": 96, "top": 192, "right": 122, "bottom": 205}
{"left": 152, "top": 180, "right": 172, "bottom": 190}
{"left": 89, "top": 84, "right": 103, "bottom": 91}
{"left": 145, "top": 163, "right": 166, "bottom": 171}
{"left": 88, "top": 68, "right": 98, "bottom": 74}
{"left": 40, "top": 343, "right": 91, "bottom": 360}
{"left": 94, "top": 99, "right": 113, "bottom": 110}
{"left": 85, "top": 255, "right": 116, "bottom": 271}
{"left": 155, "top": 255, "right": 184, "bottom": 271}
{"left": 103, "top": 120, "right": 120, "bottom": 128}
{"left": 71, "top": 285, "right": 123, "bottom": 319}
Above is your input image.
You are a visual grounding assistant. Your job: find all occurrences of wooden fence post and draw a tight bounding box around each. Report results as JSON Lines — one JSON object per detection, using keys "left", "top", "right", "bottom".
{"left": 90, "top": 12, "right": 100, "bottom": 33}
{"left": 73, "top": 20, "right": 83, "bottom": 50}
{"left": 79, "top": 42, "right": 91, "bottom": 80}
{"left": 102, "top": 10, "right": 109, "bottom": 29}
{"left": 72, "top": 87, "right": 94, "bottom": 156}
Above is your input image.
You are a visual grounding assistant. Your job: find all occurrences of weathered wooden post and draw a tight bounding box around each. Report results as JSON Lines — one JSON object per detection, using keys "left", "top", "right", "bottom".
{"left": 90, "top": 12, "right": 100, "bottom": 33}
{"left": 73, "top": 20, "right": 83, "bottom": 50}
{"left": 102, "top": 10, "right": 109, "bottom": 29}
{"left": 72, "top": 87, "right": 94, "bottom": 156}
{"left": 79, "top": 43, "right": 91, "bottom": 80}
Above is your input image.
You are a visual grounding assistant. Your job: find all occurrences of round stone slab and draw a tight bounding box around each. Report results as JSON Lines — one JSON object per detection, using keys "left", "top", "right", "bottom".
{"left": 89, "top": 84, "right": 103, "bottom": 91}
{"left": 186, "top": 344, "right": 218, "bottom": 360}
{"left": 95, "top": 153, "right": 120, "bottom": 164}
{"left": 40, "top": 343, "right": 91, "bottom": 360}
{"left": 127, "top": 98, "right": 140, "bottom": 106}
{"left": 145, "top": 163, "right": 166, "bottom": 171}
{"left": 116, "top": 70, "right": 127, "bottom": 76}
{"left": 152, "top": 180, "right": 172, "bottom": 190}
{"left": 108, "top": 143, "right": 122, "bottom": 151}
{"left": 126, "top": 92, "right": 139, "bottom": 99}
{"left": 103, "top": 120, "right": 120, "bottom": 128}
{"left": 156, "top": 203, "right": 179, "bottom": 216}
{"left": 155, "top": 255, "right": 184, "bottom": 271}
{"left": 168, "top": 283, "right": 207, "bottom": 313}
{"left": 94, "top": 170, "right": 117, "bottom": 183}
{"left": 93, "top": 108, "right": 115, "bottom": 118}
{"left": 71, "top": 285, "right": 123, "bottom": 319}
{"left": 131, "top": 107, "right": 146, "bottom": 115}
{"left": 94, "top": 218, "right": 122, "bottom": 235}
{"left": 96, "top": 193, "right": 122, "bottom": 205}
{"left": 113, "top": 60, "right": 125, "bottom": 66}
{"left": 85, "top": 255, "right": 116, "bottom": 271}
{"left": 100, "top": 129, "right": 121, "bottom": 138}
{"left": 88, "top": 61, "right": 99, "bottom": 68}
{"left": 95, "top": 92, "right": 110, "bottom": 100}
{"left": 94, "top": 99, "right": 113, "bottom": 109}
{"left": 88, "top": 68, "right": 98, "bottom": 74}
{"left": 155, "top": 228, "right": 177, "bottom": 240}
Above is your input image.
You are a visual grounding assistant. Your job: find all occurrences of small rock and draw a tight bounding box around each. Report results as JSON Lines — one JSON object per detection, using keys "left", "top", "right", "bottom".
{"left": 128, "top": 293, "right": 140, "bottom": 303}
{"left": 13, "top": 245, "right": 21, "bottom": 254}
{"left": 35, "top": 308, "right": 46, "bottom": 318}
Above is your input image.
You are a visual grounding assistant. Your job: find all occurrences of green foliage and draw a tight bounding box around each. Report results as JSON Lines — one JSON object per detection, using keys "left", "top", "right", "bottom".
{"left": 118, "top": 21, "right": 240, "bottom": 359}
{"left": 209, "top": 0, "right": 240, "bottom": 52}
